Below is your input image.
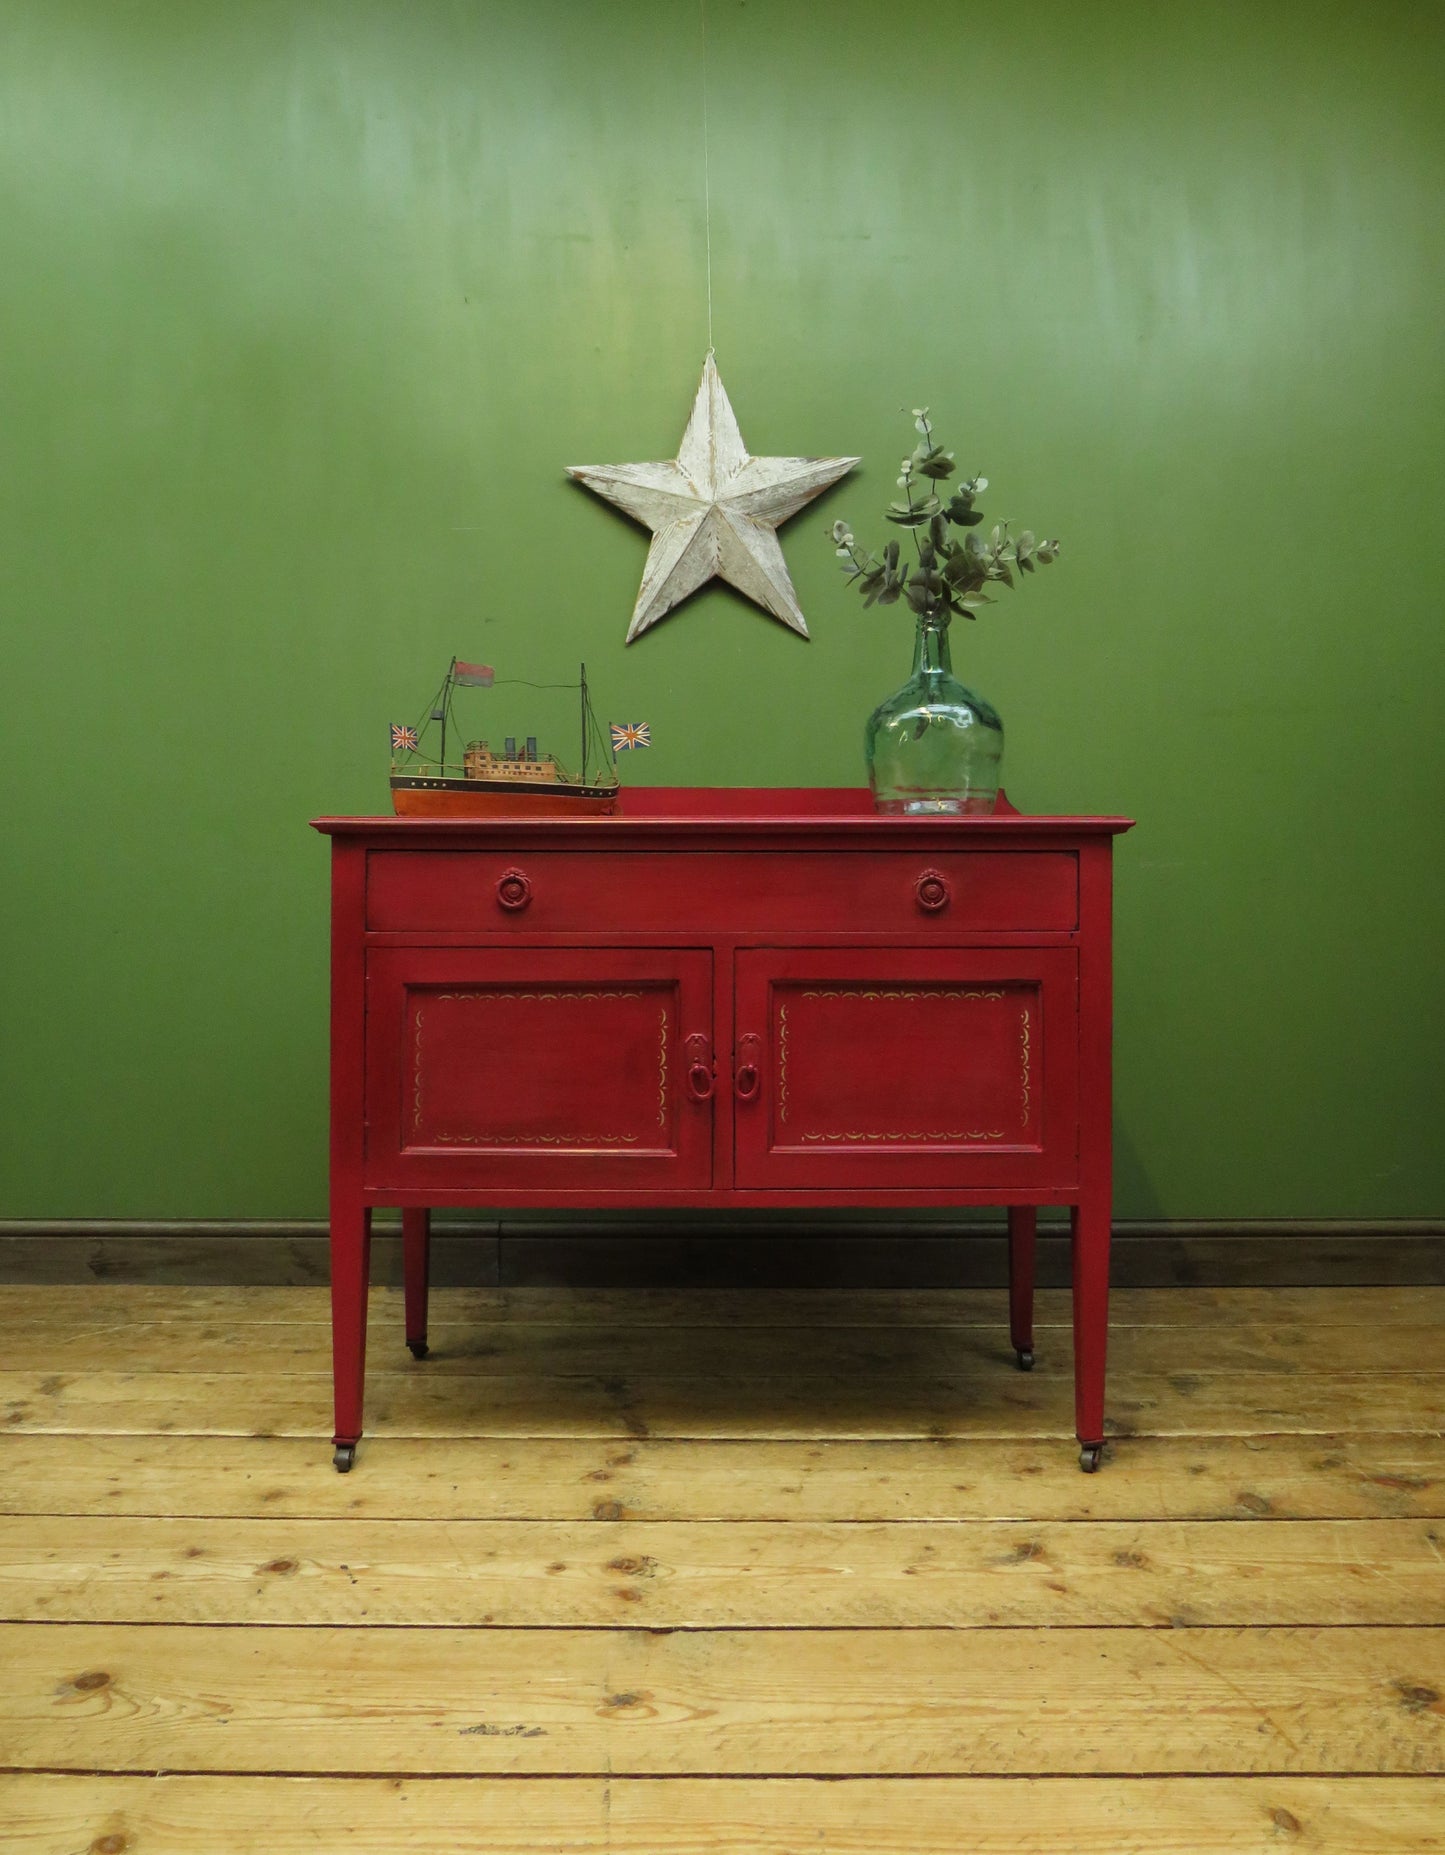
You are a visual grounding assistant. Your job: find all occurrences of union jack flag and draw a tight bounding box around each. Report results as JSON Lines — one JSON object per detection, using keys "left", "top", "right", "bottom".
{"left": 610, "top": 722, "right": 652, "bottom": 752}
{"left": 391, "top": 724, "right": 419, "bottom": 752}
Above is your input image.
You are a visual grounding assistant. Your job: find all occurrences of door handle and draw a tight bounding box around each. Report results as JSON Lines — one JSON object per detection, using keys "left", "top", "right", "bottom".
{"left": 734, "top": 1032, "right": 763, "bottom": 1102}
{"left": 684, "top": 1033, "right": 715, "bottom": 1102}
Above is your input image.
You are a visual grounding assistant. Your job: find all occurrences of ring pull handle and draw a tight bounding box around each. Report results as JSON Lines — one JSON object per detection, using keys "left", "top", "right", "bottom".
{"left": 684, "top": 1033, "right": 715, "bottom": 1103}
{"left": 915, "top": 867, "right": 951, "bottom": 913}
{"left": 734, "top": 1032, "right": 763, "bottom": 1103}
{"left": 496, "top": 868, "right": 532, "bottom": 912}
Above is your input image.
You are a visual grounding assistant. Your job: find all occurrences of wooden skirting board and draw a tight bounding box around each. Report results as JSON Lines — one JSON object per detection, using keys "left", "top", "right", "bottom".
{"left": 0, "top": 1218, "right": 1441, "bottom": 1286}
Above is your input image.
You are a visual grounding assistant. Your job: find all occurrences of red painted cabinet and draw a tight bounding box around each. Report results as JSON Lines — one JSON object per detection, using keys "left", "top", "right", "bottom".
{"left": 314, "top": 789, "right": 1132, "bottom": 1473}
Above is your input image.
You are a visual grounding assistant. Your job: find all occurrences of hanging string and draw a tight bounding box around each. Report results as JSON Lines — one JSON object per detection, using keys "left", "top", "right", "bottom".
{"left": 700, "top": 0, "right": 714, "bottom": 355}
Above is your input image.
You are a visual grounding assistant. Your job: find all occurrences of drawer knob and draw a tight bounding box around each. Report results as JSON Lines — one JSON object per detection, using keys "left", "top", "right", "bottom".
{"left": 496, "top": 868, "right": 532, "bottom": 912}
{"left": 915, "top": 868, "right": 951, "bottom": 912}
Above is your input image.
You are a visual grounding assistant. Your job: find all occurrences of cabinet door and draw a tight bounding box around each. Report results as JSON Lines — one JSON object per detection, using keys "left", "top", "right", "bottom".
{"left": 733, "top": 948, "right": 1077, "bottom": 1191}
{"left": 365, "top": 948, "right": 714, "bottom": 1191}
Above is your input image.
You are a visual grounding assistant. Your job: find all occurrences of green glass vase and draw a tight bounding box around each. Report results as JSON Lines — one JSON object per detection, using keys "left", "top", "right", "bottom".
{"left": 865, "top": 612, "right": 1003, "bottom": 814}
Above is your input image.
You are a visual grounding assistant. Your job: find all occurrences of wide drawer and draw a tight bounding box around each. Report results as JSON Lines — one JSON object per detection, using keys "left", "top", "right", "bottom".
{"left": 366, "top": 849, "right": 1077, "bottom": 934}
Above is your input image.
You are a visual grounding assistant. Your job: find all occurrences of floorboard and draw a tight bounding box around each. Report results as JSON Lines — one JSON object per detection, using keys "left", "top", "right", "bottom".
{"left": 3, "top": 1429, "right": 1442, "bottom": 1520}
{"left": 5, "top": 1620, "right": 1443, "bottom": 1773}
{"left": 2, "top": 1775, "right": 1441, "bottom": 1855}
{"left": 3, "top": 1514, "right": 1444, "bottom": 1628}
{"left": 3, "top": 1363, "right": 1441, "bottom": 1438}
{"left": 5, "top": 1316, "right": 1442, "bottom": 1377}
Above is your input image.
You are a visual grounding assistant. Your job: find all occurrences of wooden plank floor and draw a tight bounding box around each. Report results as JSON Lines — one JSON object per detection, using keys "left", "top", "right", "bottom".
{"left": 0, "top": 1285, "right": 1441, "bottom": 1851}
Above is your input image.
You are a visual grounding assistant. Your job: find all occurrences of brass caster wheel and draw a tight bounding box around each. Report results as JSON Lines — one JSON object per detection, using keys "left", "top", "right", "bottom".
{"left": 407, "top": 1340, "right": 429, "bottom": 1360}
{"left": 1078, "top": 1443, "right": 1103, "bottom": 1474}
{"left": 333, "top": 1443, "right": 357, "bottom": 1473}
{"left": 1015, "top": 1348, "right": 1034, "bottom": 1372}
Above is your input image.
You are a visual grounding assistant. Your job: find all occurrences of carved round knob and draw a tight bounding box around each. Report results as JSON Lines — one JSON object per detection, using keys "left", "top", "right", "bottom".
{"left": 496, "top": 869, "right": 532, "bottom": 912}
{"left": 915, "top": 869, "right": 951, "bottom": 912}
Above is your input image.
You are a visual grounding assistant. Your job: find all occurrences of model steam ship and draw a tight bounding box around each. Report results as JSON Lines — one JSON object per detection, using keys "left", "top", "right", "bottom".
{"left": 389, "top": 659, "right": 620, "bottom": 818}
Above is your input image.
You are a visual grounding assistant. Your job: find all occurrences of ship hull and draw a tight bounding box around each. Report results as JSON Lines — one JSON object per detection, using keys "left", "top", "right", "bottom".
{"left": 390, "top": 775, "right": 618, "bottom": 819}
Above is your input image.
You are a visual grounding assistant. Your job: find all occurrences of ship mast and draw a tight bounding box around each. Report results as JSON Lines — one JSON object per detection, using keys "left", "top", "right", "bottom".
{"left": 580, "top": 662, "right": 588, "bottom": 786}
{"left": 438, "top": 658, "right": 455, "bottom": 774}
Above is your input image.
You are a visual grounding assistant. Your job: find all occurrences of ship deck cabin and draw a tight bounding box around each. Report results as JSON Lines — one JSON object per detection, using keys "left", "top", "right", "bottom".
{"left": 463, "top": 736, "right": 562, "bottom": 784}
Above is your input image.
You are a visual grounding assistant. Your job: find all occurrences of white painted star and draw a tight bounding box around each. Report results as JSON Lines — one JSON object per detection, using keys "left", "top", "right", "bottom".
{"left": 569, "top": 355, "right": 859, "bottom": 643}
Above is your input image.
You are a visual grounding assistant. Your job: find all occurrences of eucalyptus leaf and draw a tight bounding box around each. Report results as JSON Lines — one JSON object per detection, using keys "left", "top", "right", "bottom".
{"left": 943, "top": 553, "right": 978, "bottom": 587}
{"left": 946, "top": 491, "right": 982, "bottom": 524}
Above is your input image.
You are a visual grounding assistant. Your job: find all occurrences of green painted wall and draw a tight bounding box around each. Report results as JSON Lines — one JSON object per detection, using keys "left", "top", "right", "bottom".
{"left": 1, "top": 0, "right": 1441, "bottom": 1220}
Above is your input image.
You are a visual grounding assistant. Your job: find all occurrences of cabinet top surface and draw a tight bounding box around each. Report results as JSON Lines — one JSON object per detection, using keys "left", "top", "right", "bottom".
{"left": 313, "top": 788, "right": 1133, "bottom": 841}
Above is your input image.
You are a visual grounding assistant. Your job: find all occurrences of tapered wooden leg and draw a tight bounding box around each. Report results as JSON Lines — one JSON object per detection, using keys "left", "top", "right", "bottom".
{"left": 1007, "top": 1206, "right": 1037, "bottom": 1370}
{"left": 329, "top": 1191, "right": 372, "bottom": 1471}
{"left": 403, "top": 1206, "right": 432, "bottom": 1360}
{"left": 1071, "top": 1194, "right": 1112, "bottom": 1471}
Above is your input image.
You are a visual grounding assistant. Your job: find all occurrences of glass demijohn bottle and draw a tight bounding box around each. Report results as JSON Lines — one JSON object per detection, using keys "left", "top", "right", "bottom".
{"left": 865, "top": 612, "right": 1003, "bottom": 814}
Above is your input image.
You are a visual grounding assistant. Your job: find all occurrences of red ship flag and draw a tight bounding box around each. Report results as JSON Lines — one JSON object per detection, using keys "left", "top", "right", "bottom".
{"left": 453, "top": 661, "right": 494, "bottom": 687}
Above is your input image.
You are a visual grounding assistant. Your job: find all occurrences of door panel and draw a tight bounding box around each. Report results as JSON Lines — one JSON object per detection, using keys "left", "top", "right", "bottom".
{"left": 733, "top": 948, "right": 1078, "bottom": 1191}
{"left": 366, "top": 948, "right": 713, "bottom": 1190}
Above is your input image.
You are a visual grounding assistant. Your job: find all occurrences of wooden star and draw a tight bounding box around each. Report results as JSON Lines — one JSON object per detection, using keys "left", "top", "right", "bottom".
{"left": 569, "top": 355, "right": 859, "bottom": 643}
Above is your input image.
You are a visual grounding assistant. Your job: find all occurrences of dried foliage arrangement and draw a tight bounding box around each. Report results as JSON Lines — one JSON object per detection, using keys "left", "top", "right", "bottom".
{"left": 829, "top": 408, "right": 1059, "bottom": 623}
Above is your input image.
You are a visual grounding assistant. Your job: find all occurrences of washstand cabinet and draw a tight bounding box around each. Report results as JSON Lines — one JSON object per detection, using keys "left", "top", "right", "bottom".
{"left": 312, "top": 788, "right": 1132, "bottom": 1472}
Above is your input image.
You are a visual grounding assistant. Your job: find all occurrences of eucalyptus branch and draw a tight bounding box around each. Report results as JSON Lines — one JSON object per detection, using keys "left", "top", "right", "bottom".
{"left": 828, "top": 409, "right": 1059, "bottom": 626}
